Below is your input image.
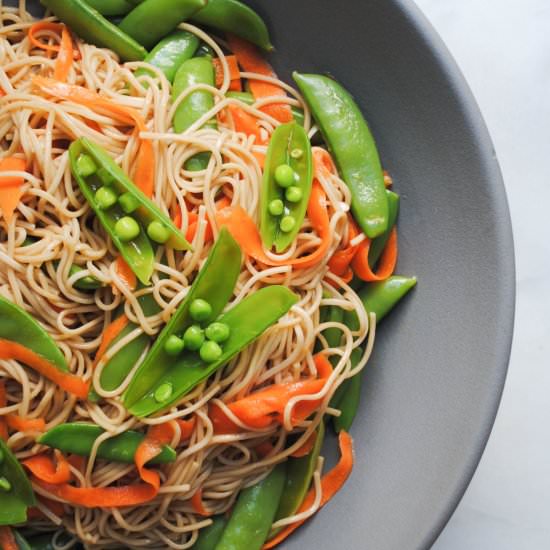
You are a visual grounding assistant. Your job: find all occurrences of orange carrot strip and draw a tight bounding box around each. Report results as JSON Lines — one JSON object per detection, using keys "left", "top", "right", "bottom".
{"left": 0, "top": 157, "right": 26, "bottom": 224}
{"left": 114, "top": 256, "right": 137, "bottom": 291}
{"left": 328, "top": 216, "right": 361, "bottom": 277}
{"left": 33, "top": 77, "right": 154, "bottom": 197}
{"left": 176, "top": 418, "right": 196, "bottom": 442}
{"left": 53, "top": 25, "right": 73, "bottom": 82}
{"left": 0, "top": 339, "right": 89, "bottom": 399}
{"left": 28, "top": 22, "right": 79, "bottom": 58}
{"left": 23, "top": 451, "right": 71, "bottom": 485}
{"left": 93, "top": 313, "right": 129, "bottom": 367}
{"left": 290, "top": 430, "right": 317, "bottom": 458}
{"left": 227, "top": 35, "right": 292, "bottom": 123}
{"left": 191, "top": 488, "right": 212, "bottom": 517}
{"left": 0, "top": 381, "right": 7, "bottom": 440}
{"left": 0, "top": 527, "right": 18, "bottom": 550}
{"left": 216, "top": 180, "right": 330, "bottom": 271}
{"left": 213, "top": 56, "right": 241, "bottom": 91}
{"left": 227, "top": 104, "right": 264, "bottom": 143}
{"left": 5, "top": 415, "right": 46, "bottom": 433}
{"left": 263, "top": 432, "right": 354, "bottom": 549}
{"left": 351, "top": 226, "right": 398, "bottom": 282}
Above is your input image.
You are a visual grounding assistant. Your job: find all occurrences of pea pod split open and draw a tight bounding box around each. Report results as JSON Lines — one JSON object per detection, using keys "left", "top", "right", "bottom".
{"left": 69, "top": 138, "right": 191, "bottom": 285}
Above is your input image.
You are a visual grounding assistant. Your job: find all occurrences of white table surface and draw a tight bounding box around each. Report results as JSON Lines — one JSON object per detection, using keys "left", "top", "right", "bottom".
{"left": 411, "top": 0, "right": 550, "bottom": 548}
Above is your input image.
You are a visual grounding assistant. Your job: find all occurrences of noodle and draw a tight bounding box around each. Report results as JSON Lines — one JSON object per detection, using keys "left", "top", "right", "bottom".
{"left": 0, "top": 4, "right": 374, "bottom": 548}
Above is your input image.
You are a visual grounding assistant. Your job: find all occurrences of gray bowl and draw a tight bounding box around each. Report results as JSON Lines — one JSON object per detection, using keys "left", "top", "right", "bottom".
{"left": 11, "top": 0, "right": 515, "bottom": 548}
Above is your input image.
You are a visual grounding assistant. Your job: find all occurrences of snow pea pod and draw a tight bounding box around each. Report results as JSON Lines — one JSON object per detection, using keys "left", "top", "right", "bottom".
{"left": 119, "top": 0, "right": 206, "bottom": 50}
{"left": 69, "top": 138, "right": 191, "bottom": 285}
{"left": 215, "top": 463, "right": 287, "bottom": 550}
{"left": 136, "top": 30, "right": 200, "bottom": 84}
{"left": 271, "top": 422, "right": 325, "bottom": 538}
{"left": 330, "top": 347, "right": 363, "bottom": 431}
{"left": 38, "top": 423, "right": 175, "bottom": 464}
{"left": 293, "top": 72, "right": 389, "bottom": 239}
{"left": 194, "top": 516, "right": 228, "bottom": 550}
{"left": 0, "top": 296, "right": 67, "bottom": 372}
{"left": 191, "top": 0, "right": 273, "bottom": 51}
{"left": 369, "top": 190, "right": 400, "bottom": 266}
{"left": 260, "top": 122, "right": 313, "bottom": 253}
{"left": 41, "top": 0, "right": 147, "bottom": 62}
{"left": 84, "top": 0, "right": 135, "bottom": 16}
{"left": 0, "top": 439, "right": 36, "bottom": 525}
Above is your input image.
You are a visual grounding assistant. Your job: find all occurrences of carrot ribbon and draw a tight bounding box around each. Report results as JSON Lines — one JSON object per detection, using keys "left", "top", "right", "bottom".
{"left": 263, "top": 431, "right": 355, "bottom": 549}
{"left": 0, "top": 157, "right": 26, "bottom": 224}
{"left": 191, "top": 487, "right": 211, "bottom": 517}
{"left": 93, "top": 313, "right": 129, "bottom": 368}
{"left": 0, "top": 381, "right": 7, "bottom": 440}
{"left": 5, "top": 415, "right": 46, "bottom": 433}
{"left": 351, "top": 226, "right": 398, "bottom": 282}
{"left": 213, "top": 56, "right": 241, "bottom": 91}
{"left": 23, "top": 451, "right": 71, "bottom": 485}
{"left": 0, "top": 527, "right": 18, "bottom": 550}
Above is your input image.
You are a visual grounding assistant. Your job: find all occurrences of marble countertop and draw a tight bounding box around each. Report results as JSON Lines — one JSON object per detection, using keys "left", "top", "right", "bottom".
{"left": 412, "top": 0, "right": 550, "bottom": 548}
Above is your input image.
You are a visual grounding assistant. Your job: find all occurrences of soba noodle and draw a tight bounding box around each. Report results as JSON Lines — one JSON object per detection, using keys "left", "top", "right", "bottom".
{"left": 0, "top": 4, "right": 374, "bottom": 548}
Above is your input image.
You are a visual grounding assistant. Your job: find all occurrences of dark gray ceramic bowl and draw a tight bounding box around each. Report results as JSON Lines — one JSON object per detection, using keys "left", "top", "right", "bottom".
{"left": 13, "top": 0, "right": 515, "bottom": 548}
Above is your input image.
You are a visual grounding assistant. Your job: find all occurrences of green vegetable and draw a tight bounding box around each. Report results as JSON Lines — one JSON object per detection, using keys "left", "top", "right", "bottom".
{"left": 194, "top": 516, "right": 228, "bottom": 550}
{"left": 0, "top": 439, "right": 36, "bottom": 525}
{"left": 205, "top": 322, "right": 230, "bottom": 343}
{"left": 268, "top": 200, "right": 284, "bottom": 216}
{"left": 164, "top": 335, "right": 185, "bottom": 356}
{"left": 199, "top": 340, "right": 222, "bottom": 362}
{"left": 38, "top": 423, "right": 176, "bottom": 464}
{"left": 147, "top": 221, "right": 171, "bottom": 244}
{"left": 183, "top": 325, "right": 205, "bottom": 351}
{"left": 83, "top": 0, "right": 135, "bottom": 16}
{"left": 215, "top": 463, "right": 287, "bottom": 550}
{"left": 293, "top": 72, "right": 389, "bottom": 239}
{"left": 154, "top": 382, "right": 173, "bottom": 403}
{"left": 271, "top": 422, "right": 325, "bottom": 538}
{"left": 136, "top": 30, "right": 200, "bottom": 84}
{"left": 119, "top": 0, "right": 206, "bottom": 50}
{"left": 55, "top": 261, "right": 103, "bottom": 291}
{"left": 95, "top": 186, "right": 118, "bottom": 209}
{"left": 189, "top": 299, "right": 213, "bottom": 322}
{"left": 285, "top": 186, "right": 303, "bottom": 203}
{"left": 0, "top": 296, "right": 68, "bottom": 372}
{"left": 118, "top": 191, "right": 140, "bottom": 214}
{"left": 369, "top": 190, "right": 400, "bottom": 266}
{"left": 41, "top": 0, "right": 147, "bottom": 62}
{"left": 69, "top": 138, "right": 191, "bottom": 285}
{"left": 260, "top": 122, "right": 313, "bottom": 253}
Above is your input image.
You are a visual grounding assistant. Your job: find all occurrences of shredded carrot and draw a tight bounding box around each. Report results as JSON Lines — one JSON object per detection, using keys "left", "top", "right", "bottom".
{"left": 5, "top": 415, "right": 46, "bottom": 433}
{"left": 0, "top": 380, "right": 7, "bottom": 440}
{"left": 174, "top": 196, "right": 231, "bottom": 243}
{"left": 263, "top": 431, "right": 354, "bottom": 549}
{"left": 191, "top": 488, "right": 212, "bottom": 517}
{"left": 227, "top": 35, "right": 292, "bottom": 123}
{"left": 23, "top": 451, "right": 71, "bottom": 485}
{"left": 351, "top": 226, "right": 398, "bottom": 282}
{"left": 290, "top": 430, "right": 317, "bottom": 458}
{"left": 176, "top": 418, "right": 196, "bottom": 442}
{"left": 328, "top": 216, "right": 361, "bottom": 277}
{"left": 53, "top": 25, "right": 74, "bottom": 82}
{"left": 227, "top": 104, "right": 264, "bottom": 143}
{"left": 33, "top": 77, "right": 155, "bottom": 197}
{"left": 0, "top": 156, "right": 26, "bottom": 224}
{"left": 28, "top": 22, "right": 79, "bottom": 58}
{"left": 0, "top": 339, "right": 89, "bottom": 399}
{"left": 94, "top": 313, "right": 129, "bottom": 367}
{"left": 213, "top": 56, "right": 241, "bottom": 91}
{"left": 114, "top": 256, "right": 137, "bottom": 291}
{"left": 0, "top": 527, "right": 18, "bottom": 550}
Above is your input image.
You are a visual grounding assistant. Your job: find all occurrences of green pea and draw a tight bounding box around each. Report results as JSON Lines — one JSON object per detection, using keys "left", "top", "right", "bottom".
{"left": 274, "top": 164, "right": 295, "bottom": 188}
{"left": 147, "top": 221, "right": 171, "bottom": 244}
{"left": 95, "top": 186, "right": 118, "bottom": 209}
{"left": 118, "top": 192, "right": 141, "bottom": 214}
{"left": 164, "top": 335, "right": 185, "bottom": 356}
{"left": 290, "top": 148, "right": 304, "bottom": 160}
{"left": 199, "top": 340, "right": 222, "bottom": 363}
{"left": 76, "top": 154, "right": 97, "bottom": 177}
{"left": 285, "top": 186, "right": 303, "bottom": 203}
{"left": 280, "top": 215, "right": 296, "bottom": 233}
{"left": 114, "top": 216, "right": 140, "bottom": 242}
{"left": 97, "top": 167, "right": 116, "bottom": 186}
{"left": 183, "top": 325, "right": 205, "bottom": 351}
{"left": 0, "top": 476, "right": 11, "bottom": 492}
{"left": 189, "top": 299, "right": 212, "bottom": 323}
{"left": 154, "top": 382, "right": 173, "bottom": 403}
{"left": 268, "top": 199, "right": 284, "bottom": 216}
{"left": 205, "top": 322, "right": 230, "bottom": 343}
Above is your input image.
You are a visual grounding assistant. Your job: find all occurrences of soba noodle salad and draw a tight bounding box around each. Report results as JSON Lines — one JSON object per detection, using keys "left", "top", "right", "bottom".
{"left": 0, "top": 1, "right": 416, "bottom": 548}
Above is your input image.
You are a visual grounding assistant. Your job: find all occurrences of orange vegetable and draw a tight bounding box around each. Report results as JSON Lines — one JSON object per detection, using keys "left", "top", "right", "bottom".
{"left": 216, "top": 180, "right": 330, "bottom": 271}
{"left": 213, "top": 56, "right": 241, "bottom": 91}
{"left": 191, "top": 488, "right": 211, "bottom": 517}
{"left": 227, "top": 35, "right": 292, "bottom": 123}
{"left": 33, "top": 77, "right": 155, "bottom": 197}
{"left": 0, "top": 381, "right": 7, "bottom": 440}
{"left": 114, "top": 256, "right": 137, "bottom": 291}
{"left": 0, "top": 527, "right": 18, "bottom": 550}
{"left": 227, "top": 104, "right": 264, "bottom": 143}
{"left": 176, "top": 418, "right": 196, "bottom": 442}
{"left": 53, "top": 26, "right": 74, "bottom": 82}
{"left": 174, "top": 196, "right": 231, "bottom": 243}
{"left": 5, "top": 415, "right": 46, "bottom": 433}
{"left": 262, "top": 431, "right": 354, "bottom": 549}
{"left": 351, "top": 226, "right": 398, "bottom": 282}
{"left": 28, "top": 22, "right": 79, "bottom": 58}
{"left": 0, "top": 339, "right": 89, "bottom": 399}
{"left": 0, "top": 156, "right": 26, "bottom": 224}
{"left": 328, "top": 216, "right": 361, "bottom": 278}
{"left": 23, "top": 451, "right": 71, "bottom": 485}
{"left": 290, "top": 430, "right": 317, "bottom": 459}
{"left": 93, "top": 313, "right": 129, "bottom": 367}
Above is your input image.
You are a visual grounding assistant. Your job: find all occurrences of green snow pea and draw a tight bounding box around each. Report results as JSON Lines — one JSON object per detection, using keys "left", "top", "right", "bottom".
{"left": 191, "top": 0, "right": 273, "bottom": 51}
{"left": 119, "top": 0, "right": 206, "bottom": 50}
{"left": 215, "top": 463, "right": 287, "bottom": 550}
{"left": 260, "top": 122, "right": 313, "bottom": 253}
{"left": 270, "top": 422, "right": 325, "bottom": 538}
{"left": 83, "top": 0, "right": 135, "bottom": 16}
{"left": 194, "top": 516, "right": 228, "bottom": 550}
{"left": 0, "top": 439, "right": 36, "bottom": 525}
{"left": 69, "top": 138, "right": 191, "bottom": 285}
{"left": 38, "top": 423, "right": 175, "bottom": 464}
{"left": 41, "top": 0, "right": 147, "bottom": 62}
{"left": 369, "top": 190, "right": 400, "bottom": 266}
{"left": 136, "top": 30, "right": 200, "bottom": 84}
{"left": 0, "top": 296, "right": 67, "bottom": 372}
{"left": 293, "top": 72, "right": 389, "bottom": 239}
